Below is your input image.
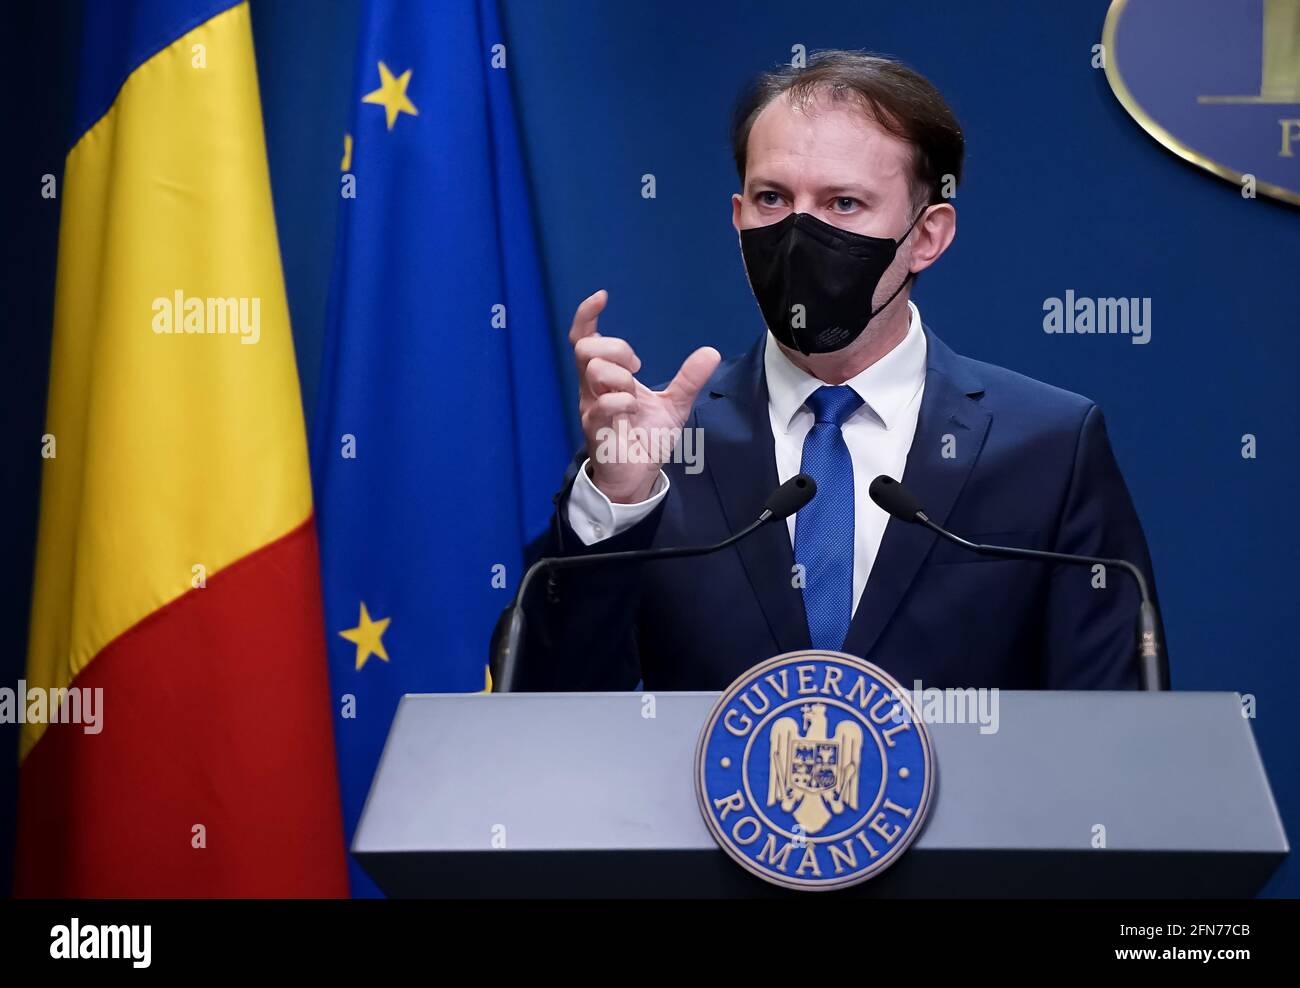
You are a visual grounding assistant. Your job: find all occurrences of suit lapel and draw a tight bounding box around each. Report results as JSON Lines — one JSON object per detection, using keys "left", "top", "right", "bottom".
{"left": 696, "top": 338, "right": 811, "bottom": 654}
{"left": 841, "top": 328, "right": 992, "bottom": 660}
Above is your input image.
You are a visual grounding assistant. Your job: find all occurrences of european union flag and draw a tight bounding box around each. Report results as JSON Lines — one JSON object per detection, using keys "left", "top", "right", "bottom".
{"left": 313, "top": 0, "right": 570, "bottom": 896}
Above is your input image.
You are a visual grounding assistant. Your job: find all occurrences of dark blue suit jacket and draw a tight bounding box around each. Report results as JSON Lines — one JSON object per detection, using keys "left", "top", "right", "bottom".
{"left": 517, "top": 327, "right": 1165, "bottom": 692}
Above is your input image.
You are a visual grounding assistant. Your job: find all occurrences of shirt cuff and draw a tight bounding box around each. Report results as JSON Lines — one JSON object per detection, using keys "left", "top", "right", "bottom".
{"left": 565, "top": 459, "right": 670, "bottom": 546}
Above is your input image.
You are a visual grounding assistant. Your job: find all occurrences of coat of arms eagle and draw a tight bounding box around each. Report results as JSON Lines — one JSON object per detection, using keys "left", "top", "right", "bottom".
{"left": 768, "top": 702, "right": 863, "bottom": 835}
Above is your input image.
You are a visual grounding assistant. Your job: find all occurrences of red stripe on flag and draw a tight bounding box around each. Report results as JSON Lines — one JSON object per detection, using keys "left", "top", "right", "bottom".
{"left": 15, "top": 519, "right": 348, "bottom": 897}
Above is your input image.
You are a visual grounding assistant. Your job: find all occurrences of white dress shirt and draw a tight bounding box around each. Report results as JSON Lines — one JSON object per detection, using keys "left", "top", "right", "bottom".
{"left": 567, "top": 301, "right": 928, "bottom": 616}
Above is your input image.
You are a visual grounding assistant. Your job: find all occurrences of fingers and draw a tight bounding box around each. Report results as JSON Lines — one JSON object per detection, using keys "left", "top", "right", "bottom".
{"left": 580, "top": 391, "right": 639, "bottom": 452}
{"left": 568, "top": 289, "right": 608, "bottom": 345}
{"left": 662, "top": 346, "right": 722, "bottom": 419}
{"left": 571, "top": 291, "right": 643, "bottom": 403}
{"left": 574, "top": 335, "right": 641, "bottom": 385}
{"left": 585, "top": 356, "right": 637, "bottom": 398}
{"left": 569, "top": 288, "right": 717, "bottom": 428}
{"left": 580, "top": 391, "right": 637, "bottom": 432}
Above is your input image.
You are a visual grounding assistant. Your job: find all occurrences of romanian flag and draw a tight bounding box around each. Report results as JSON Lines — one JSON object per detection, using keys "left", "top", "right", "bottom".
{"left": 16, "top": 0, "right": 347, "bottom": 896}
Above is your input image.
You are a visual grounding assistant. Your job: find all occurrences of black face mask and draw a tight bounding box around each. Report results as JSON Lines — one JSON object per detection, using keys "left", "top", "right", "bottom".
{"left": 740, "top": 208, "right": 926, "bottom": 354}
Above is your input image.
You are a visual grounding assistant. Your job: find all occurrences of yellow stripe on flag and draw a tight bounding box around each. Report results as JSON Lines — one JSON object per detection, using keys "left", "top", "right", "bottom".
{"left": 25, "top": 1, "right": 312, "bottom": 759}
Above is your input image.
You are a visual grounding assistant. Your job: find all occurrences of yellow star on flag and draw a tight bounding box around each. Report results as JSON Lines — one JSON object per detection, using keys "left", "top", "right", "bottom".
{"left": 362, "top": 61, "right": 419, "bottom": 130}
{"left": 339, "top": 602, "right": 391, "bottom": 671}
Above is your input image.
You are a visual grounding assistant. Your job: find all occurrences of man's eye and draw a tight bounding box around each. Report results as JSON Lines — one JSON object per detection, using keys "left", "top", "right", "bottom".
{"left": 758, "top": 191, "right": 782, "bottom": 207}
{"left": 832, "top": 197, "right": 860, "bottom": 212}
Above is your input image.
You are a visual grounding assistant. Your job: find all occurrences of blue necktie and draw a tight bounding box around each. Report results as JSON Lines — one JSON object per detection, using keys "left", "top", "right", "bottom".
{"left": 795, "top": 385, "right": 864, "bottom": 651}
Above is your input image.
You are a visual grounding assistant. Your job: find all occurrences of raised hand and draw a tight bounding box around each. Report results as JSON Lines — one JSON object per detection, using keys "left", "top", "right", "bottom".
{"left": 570, "top": 289, "right": 721, "bottom": 503}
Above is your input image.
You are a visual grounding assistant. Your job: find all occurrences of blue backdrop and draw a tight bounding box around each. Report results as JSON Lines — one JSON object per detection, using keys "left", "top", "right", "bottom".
{"left": 2, "top": 0, "right": 1296, "bottom": 897}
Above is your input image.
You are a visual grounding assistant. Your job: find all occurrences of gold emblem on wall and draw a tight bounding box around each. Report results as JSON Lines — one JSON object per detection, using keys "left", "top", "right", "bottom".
{"left": 1104, "top": 0, "right": 1300, "bottom": 205}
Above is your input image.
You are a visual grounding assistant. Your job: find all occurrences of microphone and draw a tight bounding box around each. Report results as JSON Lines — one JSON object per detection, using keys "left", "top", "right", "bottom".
{"left": 868, "top": 475, "right": 1167, "bottom": 691}
{"left": 494, "top": 474, "right": 816, "bottom": 693}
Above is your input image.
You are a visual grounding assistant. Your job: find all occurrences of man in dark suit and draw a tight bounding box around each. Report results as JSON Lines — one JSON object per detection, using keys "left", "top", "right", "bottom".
{"left": 516, "top": 51, "right": 1162, "bottom": 692}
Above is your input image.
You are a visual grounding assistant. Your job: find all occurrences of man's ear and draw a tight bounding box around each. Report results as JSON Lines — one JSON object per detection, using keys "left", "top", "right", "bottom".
{"left": 908, "top": 202, "right": 956, "bottom": 275}
{"left": 731, "top": 192, "right": 744, "bottom": 233}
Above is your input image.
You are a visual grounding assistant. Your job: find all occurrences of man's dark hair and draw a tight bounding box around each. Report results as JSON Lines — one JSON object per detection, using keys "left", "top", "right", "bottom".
{"left": 731, "top": 50, "right": 965, "bottom": 210}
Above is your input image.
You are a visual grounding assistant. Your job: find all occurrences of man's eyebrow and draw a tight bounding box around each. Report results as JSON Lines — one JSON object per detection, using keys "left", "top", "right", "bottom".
{"left": 822, "top": 184, "right": 878, "bottom": 202}
{"left": 744, "top": 175, "right": 793, "bottom": 195}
